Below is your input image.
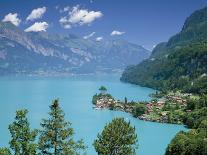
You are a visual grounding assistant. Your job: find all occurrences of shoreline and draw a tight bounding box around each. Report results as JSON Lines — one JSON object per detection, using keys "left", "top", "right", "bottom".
{"left": 93, "top": 105, "right": 186, "bottom": 126}
{"left": 92, "top": 92, "right": 191, "bottom": 126}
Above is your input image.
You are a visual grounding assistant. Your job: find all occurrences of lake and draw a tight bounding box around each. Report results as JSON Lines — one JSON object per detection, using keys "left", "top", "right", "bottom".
{"left": 0, "top": 74, "right": 187, "bottom": 155}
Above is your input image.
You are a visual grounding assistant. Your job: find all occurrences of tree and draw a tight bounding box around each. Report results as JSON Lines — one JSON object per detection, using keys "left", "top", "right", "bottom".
{"left": 99, "top": 86, "right": 107, "bottom": 95}
{"left": 132, "top": 104, "right": 147, "bottom": 117}
{"left": 183, "top": 107, "right": 207, "bottom": 128}
{"left": 38, "top": 99, "right": 85, "bottom": 155}
{"left": 124, "top": 97, "right": 128, "bottom": 104}
{"left": 8, "top": 109, "right": 37, "bottom": 155}
{"left": 0, "top": 148, "right": 11, "bottom": 155}
{"left": 93, "top": 118, "right": 138, "bottom": 155}
{"left": 92, "top": 93, "right": 98, "bottom": 105}
{"left": 199, "top": 119, "right": 207, "bottom": 129}
{"left": 165, "top": 129, "right": 207, "bottom": 155}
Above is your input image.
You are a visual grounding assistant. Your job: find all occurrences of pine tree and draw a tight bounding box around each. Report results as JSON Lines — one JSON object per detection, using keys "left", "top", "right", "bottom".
{"left": 9, "top": 109, "right": 38, "bottom": 155}
{"left": 93, "top": 117, "right": 138, "bottom": 155}
{"left": 124, "top": 97, "right": 128, "bottom": 104}
{"left": 38, "top": 99, "right": 85, "bottom": 155}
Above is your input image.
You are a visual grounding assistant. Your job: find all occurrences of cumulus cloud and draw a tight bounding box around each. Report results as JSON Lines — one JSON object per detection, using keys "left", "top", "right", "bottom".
{"left": 111, "top": 30, "right": 125, "bottom": 36}
{"left": 26, "top": 7, "right": 46, "bottom": 21}
{"left": 59, "top": 5, "right": 103, "bottom": 29}
{"left": 59, "top": 6, "right": 70, "bottom": 13}
{"left": 63, "top": 24, "right": 71, "bottom": 29}
{"left": 96, "top": 37, "right": 103, "bottom": 42}
{"left": 24, "top": 22, "right": 48, "bottom": 32}
{"left": 2, "top": 13, "right": 21, "bottom": 26}
{"left": 59, "top": 16, "right": 71, "bottom": 29}
{"left": 63, "top": 6, "right": 70, "bottom": 12}
{"left": 83, "top": 32, "right": 96, "bottom": 39}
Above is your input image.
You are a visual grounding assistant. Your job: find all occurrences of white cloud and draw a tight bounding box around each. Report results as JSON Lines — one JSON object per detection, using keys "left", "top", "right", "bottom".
{"left": 83, "top": 32, "right": 95, "bottom": 39}
{"left": 63, "top": 6, "right": 70, "bottom": 12}
{"left": 111, "top": 30, "right": 125, "bottom": 36}
{"left": 26, "top": 7, "right": 46, "bottom": 21}
{"left": 59, "top": 6, "right": 70, "bottom": 13}
{"left": 96, "top": 37, "right": 103, "bottom": 42}
{"left": 24, "top": 22, "right": 48, "bottom": 32}
{"left": 59, "top": 16, "right": 71, "bottom": 28}
{"left": 59, "top": 5, "right": 103, "bottom": 29}
{"left": 2, "top": 13, "right": 21, "bottom": 26}
{"left": 59, "top": 16, "right": 67, "bottom": 23}
{"left": 63, "top": 24, "right": 71, "bottom": 29}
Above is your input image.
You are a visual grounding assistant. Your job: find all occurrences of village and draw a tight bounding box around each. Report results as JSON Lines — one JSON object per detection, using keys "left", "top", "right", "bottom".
{"left": 92, "top": 86, "right": 191, "bottom": 124}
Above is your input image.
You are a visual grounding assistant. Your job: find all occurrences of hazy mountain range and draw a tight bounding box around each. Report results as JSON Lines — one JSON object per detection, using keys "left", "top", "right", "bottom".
{"left": 0, "top": 22, "right": 150, "bottom": 75}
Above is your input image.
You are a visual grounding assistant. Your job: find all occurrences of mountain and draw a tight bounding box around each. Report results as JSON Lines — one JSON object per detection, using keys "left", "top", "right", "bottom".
{"left": 0, "top": 22, "right": 150, "bottom": 75}
{"left": 121, "top": 7, "right": 207, "bottom": 94}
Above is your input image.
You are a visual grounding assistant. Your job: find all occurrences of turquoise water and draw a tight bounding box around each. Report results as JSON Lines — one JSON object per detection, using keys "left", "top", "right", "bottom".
{"left": 0, "top": 75, "right": 187, "bottom": 155}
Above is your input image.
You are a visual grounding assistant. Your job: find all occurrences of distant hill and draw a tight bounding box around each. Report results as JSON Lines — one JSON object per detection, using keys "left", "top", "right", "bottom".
{"left": 121, "top": 7, "right": 207, "bottom": 94}
{"left": 0, "top": 22, "right": 150, "bottom": 75}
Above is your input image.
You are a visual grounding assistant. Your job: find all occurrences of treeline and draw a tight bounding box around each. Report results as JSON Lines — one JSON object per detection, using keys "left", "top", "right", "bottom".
{"left": 165, "top": 124, "right": 207, "bottom": 155}
{"left": 120, "top": 7, "right": 207, "bottom": 154}
{"left": 121, "top": 42, "right": 207, "bottom": 95}
{"left": 165, "top": 94, "right": 207, "bottom": 155}
{"left": 0, "top": 100, "right": 138, "bottom": 155}
{"left": 0, "top": 100, "right": 86, "bottom": 155}
{"left": 121, "top": 7, "right": 207, "bottom": 95}
{"left": 184, "top": 94, "right": 207, "bottom": 128}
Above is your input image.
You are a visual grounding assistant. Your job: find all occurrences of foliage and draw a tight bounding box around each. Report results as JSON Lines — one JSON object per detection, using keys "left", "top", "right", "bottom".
{"left": 99, "top": 86, "right": 107, "bottom": 91}
{"left": 121, "top": 6, "right": 207, "bottom": 95}
{"left": 167, "top": 110, "right": 185, "bottom": 124}
{"left": 183, "top": 107, "right": 207, "bottom": 129}
{"left": 186, "top": 94, "right": 207, "bottom": 110}
{"left": 132, "top": 104, "right": 147, "bottom": 117}
{"left": 165, "top": 94, "right": 207, "bottom": 155}
{"left": 92, "top": 93, "right": 113, "bottom": 105}
{"left": 38, "top": 99, "right": 85, "bottom": 155}
{"left": 93, "top": 118, "right": 138, "bottom": 155}
{"left": 199, "top": 119, "right": 207, "bottom": 128}
{"left": 165, "top": 128, "right": 207, "bottom": 155}
{"left": 183, "top": 94, "right": 207, "bottom": 128}
{"left": 121, "top": 42, "right": 207, "bottom": 94}
{"left": 8, "top": 109, "right": 38, "bottom": 155}
{"left": 124, "top": 97, "right": 128, "bottom": 104}
{"left": 0, "top": 148, "right": 11, "bottom": 155}
{"left": 92, "top": 93, "right": 99, "bottom": 105}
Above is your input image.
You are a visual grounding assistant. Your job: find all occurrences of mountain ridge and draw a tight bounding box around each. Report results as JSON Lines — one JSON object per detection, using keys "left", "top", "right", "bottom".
{"left": 121, "top": 6, "right": 207, "bottom": 94}
{"left": 0, "top": 22, "right": 150, "bottom": 75}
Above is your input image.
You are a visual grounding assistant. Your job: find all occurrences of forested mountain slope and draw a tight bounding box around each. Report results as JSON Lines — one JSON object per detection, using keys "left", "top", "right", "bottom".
{"left": 121, "top": 7, "right": 207, "bottom": 94}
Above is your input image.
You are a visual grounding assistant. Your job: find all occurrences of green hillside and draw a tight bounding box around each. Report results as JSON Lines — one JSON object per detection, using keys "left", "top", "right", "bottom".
{"left": 121, "top": 7, "right": 207, "bottom": 94}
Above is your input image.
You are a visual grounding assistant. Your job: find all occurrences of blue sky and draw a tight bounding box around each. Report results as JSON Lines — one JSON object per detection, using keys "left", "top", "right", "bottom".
{"left": 1, "top": 0, "right": 207, "bottom": 50}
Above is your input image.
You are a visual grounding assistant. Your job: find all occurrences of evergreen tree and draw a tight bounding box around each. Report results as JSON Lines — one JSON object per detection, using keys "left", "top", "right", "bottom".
{"left": 124, "top": 97, "right": 128, "bottom": 104}
{"left": 38, "top": 99, "right": 85, "bottom": 155}
{"left": 9, "top": 109, "right": 37, "bottom": 155}
{"left": 93, "top": 117, "right": 138, "bottom": 155}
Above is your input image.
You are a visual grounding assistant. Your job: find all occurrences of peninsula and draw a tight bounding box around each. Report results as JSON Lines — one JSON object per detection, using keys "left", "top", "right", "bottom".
{"left": 92, "top": 86, "right": 197, "bottom": 125}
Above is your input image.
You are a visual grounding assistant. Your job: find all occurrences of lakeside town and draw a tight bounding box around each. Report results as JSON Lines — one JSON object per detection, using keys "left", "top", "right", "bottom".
{"left": 92, "top": 86, "right": 194, "bottom": 124}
